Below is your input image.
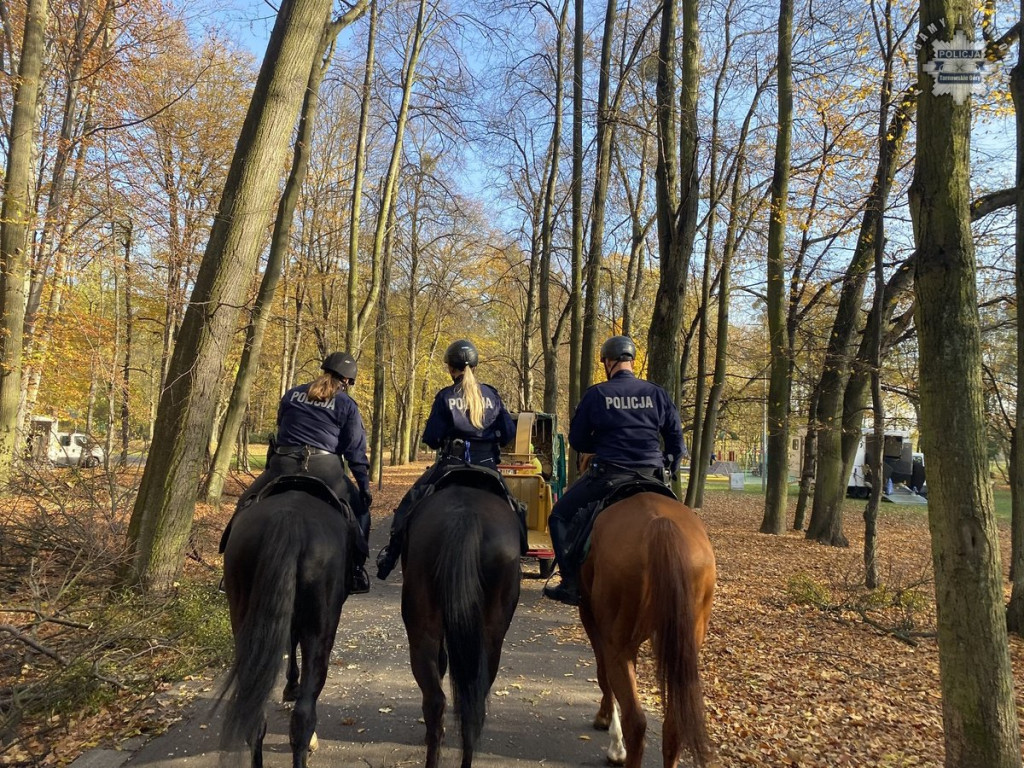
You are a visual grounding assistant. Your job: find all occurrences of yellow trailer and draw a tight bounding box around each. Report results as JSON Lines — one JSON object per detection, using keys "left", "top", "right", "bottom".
{"left": 499, "top": 412, "right": 566, "bottom": 578}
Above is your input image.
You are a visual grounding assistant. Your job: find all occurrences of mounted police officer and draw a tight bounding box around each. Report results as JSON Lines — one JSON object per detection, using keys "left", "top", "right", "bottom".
{"left": 375, "top": 339, "right": 516, "bottom": 579}
{"left": 225, "top": 352, "right": 373, "bottom": 593}
{"left": 543, "top": 335, "right": 684, "bottom": 606}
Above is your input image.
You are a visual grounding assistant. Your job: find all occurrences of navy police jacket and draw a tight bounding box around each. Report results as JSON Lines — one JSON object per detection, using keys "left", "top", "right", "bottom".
{"left": 421, "top": 378, "right": 516, "bottom": 459}
{"left": 277, "top": 383, "right": 371, "bottom": 493}
{"left": 569, "top": 371, "right": 684, "bottom": 472}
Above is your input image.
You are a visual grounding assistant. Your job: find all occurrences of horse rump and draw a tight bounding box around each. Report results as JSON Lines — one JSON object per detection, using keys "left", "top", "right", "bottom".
{"left": 635, "top": 515, "right": 712, "bottom": 766}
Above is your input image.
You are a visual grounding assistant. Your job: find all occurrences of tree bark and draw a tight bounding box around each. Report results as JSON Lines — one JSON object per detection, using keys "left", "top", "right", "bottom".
{"left": 579, "top": 0, "right": 618, "bottom": 393}
{"left": 806, "top": 90, "right": 916, "bottom": 544}
{"left": 1006, "top": 0, "right": 1024, "bottom": 635}
{"left": 910, "top": 1, "right": 1022, "bottom": 763}
{"left": 759, "top": 0, "right": 793, "bottom": 535}
{"left": 540, "top": 0, "right": 569, "bottom": 415}
{"left": 567, "top": 0, "right": 584, "bottom": 419}
{"left": 647, "top": 0, "right": 698, "bottom": 403}
{"left": 0, "top": 0, "right": 48, "bottom": 486}
{"left": 346, "top": 0, "right": 376, "bottom": 351}
{"left": 355, "top": 0, "right": 428, "bottom": 346}
{"left": 203, "top": 7, "right": 366, "bottom": 504}
{"left": 125, "top": 0, "right": 334, "bottom": 592}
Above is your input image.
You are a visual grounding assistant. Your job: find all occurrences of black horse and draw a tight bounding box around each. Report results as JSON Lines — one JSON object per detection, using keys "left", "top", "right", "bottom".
{"left": 400, "top": 476, "right": 522, "bottom": 768}
{"left": 218, "top": 476, "right": 357, "bottom": 768}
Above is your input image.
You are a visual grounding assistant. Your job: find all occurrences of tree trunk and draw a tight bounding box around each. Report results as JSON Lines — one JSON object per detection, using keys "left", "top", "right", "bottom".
{"left": 1006, "top": 0, "right": 1024, "bottom": 635}
{"left": 120, "top": 224, "right": 134, "bottom": 467}
{"left": 759, "top": 0, "right": 793, "bottom": 535}
{"left": 567, "top": 0, "right": 584, "bottom": 419}
{"left": 1007, "top": 7, "right": 1024, "bottom": 630}
{"left": 806, "top": 92, "right": 916, "bottom": 544}
{"left": 203, "top": 9, "right": 366, "bottom": 505}
{"left": 346, "top": 0, "right": 376, "bottom": 351}
{"left": 910, "top": 2, "right": 1022, "bottom": 763}
{"left": 539, "top": 0, "right": 569, "bottom": 416}
{"left": 356, "top": 0, "right": 427, "bottom": 343}
{"left": 647, "top": 0, "right": 698, "bottom": 402}
{"left": 579, "top": 0, "right": 618, "bottom": 393}
{"left": 125, "top": 0, "right": 335, "bottom": 592}
{"left": 0, "top": 0, "right": 48, "bottom": 486}
{"left": 370, "top": 200, "right": 396, "bottom": 480}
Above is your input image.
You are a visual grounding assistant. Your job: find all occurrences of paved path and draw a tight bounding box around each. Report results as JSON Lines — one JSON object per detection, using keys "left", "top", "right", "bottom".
{"left": 112, "top": 524, "right": 669, "bottom": 768}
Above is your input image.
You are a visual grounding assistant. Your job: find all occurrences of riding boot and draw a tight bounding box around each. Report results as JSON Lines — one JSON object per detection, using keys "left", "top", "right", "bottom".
{"left": 376, "top": 496, "right": 414, "bottom": 580}
{"left": 543, "top": 570, "right": 580, "bottom": 606}
{"left": 350, "top": 560, "right": 371, "bottom": 594}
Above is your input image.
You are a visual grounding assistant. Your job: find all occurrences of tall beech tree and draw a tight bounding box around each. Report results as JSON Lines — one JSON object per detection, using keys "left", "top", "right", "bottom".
{"left": 204, "top": 4, "right": 369, "bottom": 505}
{"left": 910, "top": 0, "right": 1022, "bottom": 762}
{"left": 647, "top": 0, "right": 698, "bottom": 407}
{"left": 125, "top": 0, "right": 335, "bottom": 591}
{"left": 759, "top": 0, "right": 793, "bottom": 535}
{"left": 0, "top": 0, "right": 49, "bottom": 487}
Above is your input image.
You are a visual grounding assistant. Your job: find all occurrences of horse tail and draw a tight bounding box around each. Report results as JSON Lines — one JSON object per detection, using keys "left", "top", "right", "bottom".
{"left": 438, "top": 509, "right": 488, "bottom": 751}
{"left": 635, "top": 516, "right": 711, "bottom": 767}
{"left": 219, "top": 516, "right": 299, "bottom": 751}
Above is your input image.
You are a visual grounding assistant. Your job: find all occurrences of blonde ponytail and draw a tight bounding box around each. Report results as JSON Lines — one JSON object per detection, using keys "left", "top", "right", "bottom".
{"left": 458, "top": 366, "right": 485, "bottom": 429}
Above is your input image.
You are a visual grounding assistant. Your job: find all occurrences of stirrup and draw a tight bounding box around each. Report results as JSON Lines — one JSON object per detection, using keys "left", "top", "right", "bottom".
{"left": 350, "top": 565, "right": 370, "bottom": 594}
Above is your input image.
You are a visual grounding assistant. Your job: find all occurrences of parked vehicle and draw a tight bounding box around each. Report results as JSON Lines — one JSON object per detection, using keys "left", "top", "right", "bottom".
{"left": 27, "top": 417, "right": 104, "bottom": 468}
{"left": 847, "top": 430, "right": 926, "bottom": 501}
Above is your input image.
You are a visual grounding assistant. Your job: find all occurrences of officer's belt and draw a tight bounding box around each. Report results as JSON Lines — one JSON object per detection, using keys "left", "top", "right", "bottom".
{"left": 276, "top": 444, "right": 333, "bottom": 457}
{"left": 589, "top": 459, "right": 662, "bottom": 480}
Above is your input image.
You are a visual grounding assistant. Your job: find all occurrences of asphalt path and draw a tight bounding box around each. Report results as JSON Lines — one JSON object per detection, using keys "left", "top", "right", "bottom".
{"left": 113, "top": 521, "right": 671, "bottom": 768}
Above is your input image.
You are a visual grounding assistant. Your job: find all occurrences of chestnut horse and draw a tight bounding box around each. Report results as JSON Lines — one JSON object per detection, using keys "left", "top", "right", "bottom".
{"left": 579, "top": 491, "right": 716, "bottom": 768}
{"left": 400, "top": 481, "right": 522, "bottom": 768}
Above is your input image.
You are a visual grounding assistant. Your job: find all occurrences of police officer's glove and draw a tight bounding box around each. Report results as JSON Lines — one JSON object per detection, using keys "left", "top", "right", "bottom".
{"left": 360, "top": 489, "right": 373, "bottom": 509}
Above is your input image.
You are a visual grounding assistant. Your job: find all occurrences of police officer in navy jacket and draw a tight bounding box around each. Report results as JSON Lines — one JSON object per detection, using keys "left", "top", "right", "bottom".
{"left": 543, "top": 335, "right": 684, "bottom": 605}
{"left": 376, "top": 339, "right": 516, "bottom": 579}
{"left": 228, "top": 352, "right": 373, "bottom": 593}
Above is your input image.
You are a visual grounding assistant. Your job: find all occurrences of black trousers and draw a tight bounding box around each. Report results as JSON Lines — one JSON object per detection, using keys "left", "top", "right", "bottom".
{"left": 238, "top": 452, "right": 370, "bottom": 558}
{"left": 548, "top": 462, "right": 662, "bottom": 578}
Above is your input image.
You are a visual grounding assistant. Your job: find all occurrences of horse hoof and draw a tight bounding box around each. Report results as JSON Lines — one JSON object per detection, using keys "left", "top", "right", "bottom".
{"left": 309, "top": 732, "right": 318, "bottom": 752}
{"left": 606, "top": 746, "right": 627, "bottom": 766}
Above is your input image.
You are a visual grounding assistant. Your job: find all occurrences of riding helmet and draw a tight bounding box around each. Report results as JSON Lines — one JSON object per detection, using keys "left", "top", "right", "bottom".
{"left": 444, "top": 339, "right": 479, "bottom": 369}
{"left": 600, "top": 335, "right": 636, "bottom": 362}
{"left": 322, "top": 351, "right": 358, "bottom": 382}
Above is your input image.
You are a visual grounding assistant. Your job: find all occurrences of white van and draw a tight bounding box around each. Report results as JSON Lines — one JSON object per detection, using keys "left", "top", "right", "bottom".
{"left": 51, "top": 432, "right": 105, "bottom": 468}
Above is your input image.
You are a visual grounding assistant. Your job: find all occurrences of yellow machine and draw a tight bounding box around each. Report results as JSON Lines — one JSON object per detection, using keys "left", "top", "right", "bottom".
{"left": 499, "top": 412, "right": 566, "bottom": 578}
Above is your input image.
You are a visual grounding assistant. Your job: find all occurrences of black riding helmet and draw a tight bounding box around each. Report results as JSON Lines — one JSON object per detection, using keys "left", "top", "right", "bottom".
{"left": 444, "top": 339, "right": 479, "bottom": 370}
{"left": 600, "top": 335, "right": 636, "bottom": 362}
{"left": 322, "top": 351, "right": 358, "bottom": 382}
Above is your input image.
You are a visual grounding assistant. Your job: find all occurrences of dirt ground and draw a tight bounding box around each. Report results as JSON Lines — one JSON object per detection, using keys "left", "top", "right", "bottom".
{"left": 6, "top": 461, "right": 1024, "bottom": 766}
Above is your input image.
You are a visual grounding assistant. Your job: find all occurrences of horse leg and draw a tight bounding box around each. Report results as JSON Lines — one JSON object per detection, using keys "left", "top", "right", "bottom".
{"left": 282, "top": 629, "right": 300, "bottom": 703}
{"left": 604, "top": 654, "right": 646, "bottom": 768}
{"left": 409, "top": 632, "right": 446, "bottom": 768}
{"left": 606, "top": 701, "right": 626, "bottom": 766}
{"left": 249, "top": 716, "right": 267, "bottom": 768}
{"left": 289, "top": 625, "right": 335, "bottom": 768}
{"left": 580, "top": 601, "right": 614, "bottom": 730}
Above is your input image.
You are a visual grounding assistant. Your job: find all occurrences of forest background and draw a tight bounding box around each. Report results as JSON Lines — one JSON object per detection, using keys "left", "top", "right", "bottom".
{"left": 2, "top": 0, "right": 1024, "bottom": 763}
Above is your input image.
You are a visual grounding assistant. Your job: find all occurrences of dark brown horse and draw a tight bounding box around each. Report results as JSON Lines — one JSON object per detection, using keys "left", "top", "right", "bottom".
{"left": 400, "top": 481, "right": 522, "bottom": 768}
{"left": 219, "top": 477, "right": 357, "bottom": 767}
{"left": 579, "top": 492, "right": 716, "bottom": 768}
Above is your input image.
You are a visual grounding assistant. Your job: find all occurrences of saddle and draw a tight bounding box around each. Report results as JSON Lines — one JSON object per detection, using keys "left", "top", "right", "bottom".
{"left": 218, "top": 474, "right": 356, "bottom": 554}
{"left": 412, "top": 463, "right": 528, "bottom": 553}
{"left": 564, "top": 478, "right": 677, "bottom": 570}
